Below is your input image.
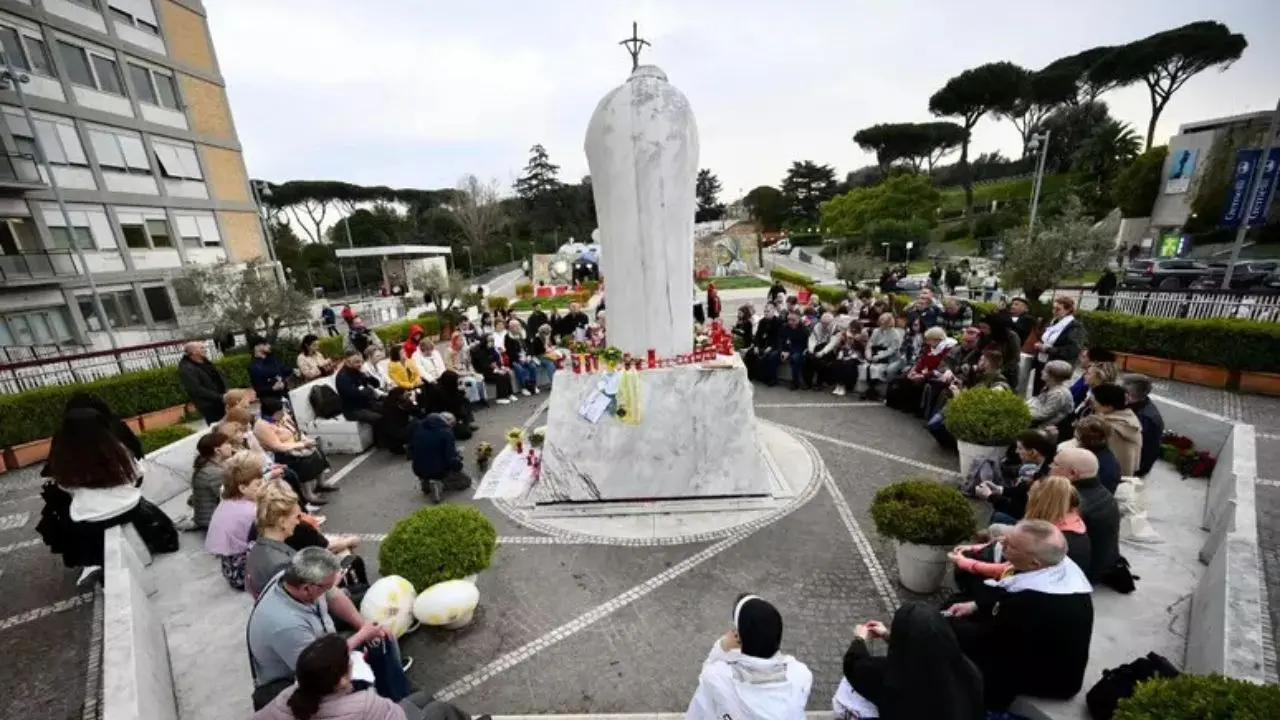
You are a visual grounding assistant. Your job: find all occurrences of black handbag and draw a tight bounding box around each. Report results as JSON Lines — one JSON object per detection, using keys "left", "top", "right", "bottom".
{"left": 1085, "top": 652, "right": 1179, "bottom": 719}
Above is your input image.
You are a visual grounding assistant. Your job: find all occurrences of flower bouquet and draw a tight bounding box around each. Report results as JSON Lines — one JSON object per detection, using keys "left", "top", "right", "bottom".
{"left": 1175, "top": 449, "right": 1216, "bottom": 478}
{"left": 599, "top": 346, "right": 624, "bottom": 370}
{"left": 529, "top": 426, "right": 546, "bottom": 449}
{"left": 506, "top": 427, "right": 526, "bottom": 453}
{"left": 475, "top": 442, "right": 494, "bottom": 472}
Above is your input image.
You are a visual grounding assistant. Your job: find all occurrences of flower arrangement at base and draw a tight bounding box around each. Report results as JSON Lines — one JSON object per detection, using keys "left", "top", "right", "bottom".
{"left": 529, "top": 426, "right": 546, "bottom": 449}
{"left": 475, "top": 442, "right": 494, "bottom": 472}
{"left": 1159, "top": 431, "right": 1216, "bottom": 478}
{"left": 569, "top": 340, "right": 593, "bottom": 356}
{"left": 506, "top": 427, "right": 526, "bottom": 453}
{"left": 599, "top": 346, "right": 623, "bottom": 369}
{"left": 1160, "top": 432, "right": 1194, "bottom": 463}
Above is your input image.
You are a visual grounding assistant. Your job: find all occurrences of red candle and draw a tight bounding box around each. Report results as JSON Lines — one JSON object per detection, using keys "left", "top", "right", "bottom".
{"left": 572, "top": 354, "right": 582, "bottom": 374}
{"left": 589, "top": 355, "right": 599, "bottom": 372}
{"left": 647, "top": 349, "right": 656, "bottom": 368}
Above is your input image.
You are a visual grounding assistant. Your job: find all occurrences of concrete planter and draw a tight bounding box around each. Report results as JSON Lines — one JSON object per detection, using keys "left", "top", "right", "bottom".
{"left": 1171, "top": 361, "right": 1230, "bottom": 390}
{"left": 124, "top": 416, "right": 143, "bottom": 434}
{"left": 1240, "top": 371, "right": 1280, "bottom": 397}
{"left": 139, "top": 405, "right": 185, "bottom": 431}
{"left": 1119, "top": 353, "right": 1174, "bottom": 380}
{"left": 956, "top": 440, "right": 1006, "bottom": 477}
{"left": 5, "top": 438, "right": 51, "bottom": 468}
{"left": 895, "top": 541, "right": 951, "bottom": 593}
{"left": 0, "top": 452, "right": 7, "bottom": 474}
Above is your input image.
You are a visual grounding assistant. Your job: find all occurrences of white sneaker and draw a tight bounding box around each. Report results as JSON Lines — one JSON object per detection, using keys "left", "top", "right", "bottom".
{"left": 497, "top": 398, "right": 511, "bottom": 405}
{"left": 521, "top": 389, "right": 531, "bottom": 396}
{"left": 533, "top": 387, "right": 541, "bottom": 395}
{"left": 832, "top": 386, "right": 846, "bottom": 396}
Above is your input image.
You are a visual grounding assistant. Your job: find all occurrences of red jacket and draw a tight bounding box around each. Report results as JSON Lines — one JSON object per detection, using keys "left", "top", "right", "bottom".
{"left": 402, "top": 324, "right": 425, "bottom": 358}
{"left": 911, "top": 337, "right": 957, "bottom": 376}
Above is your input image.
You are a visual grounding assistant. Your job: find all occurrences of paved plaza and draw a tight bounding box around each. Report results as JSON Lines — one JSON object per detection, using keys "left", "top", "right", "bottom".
{"left": 0, "top": 379, "right": 1277, "bottom": 717}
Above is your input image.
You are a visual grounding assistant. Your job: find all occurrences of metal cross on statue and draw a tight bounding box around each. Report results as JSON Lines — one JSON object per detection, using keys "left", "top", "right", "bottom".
{"left": 618, "top": 22, "right": 650, "bottom": 71}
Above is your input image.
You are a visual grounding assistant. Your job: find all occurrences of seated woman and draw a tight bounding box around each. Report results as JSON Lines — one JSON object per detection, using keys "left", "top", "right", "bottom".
{"left": 377, "top": 387, "right": 424, "bottom": 455}
{"left": 223, "top": 387, "right": 254, "bottom": 417}
{"left": 503, "top": 319, "right": 541, "bottom": 396}
{"left": 204, "top": 450, "right": 267, "bottom": 589}
{"left": 189, "top": 432, "right": 237, "bottom": 529}
{"left": 1063, "top": 415, "right": 1122, "bottom": 494}
{"left": 444, "top": 331, "right": 487, "bottom": 406}
{"left": 528, "top": 324, "right": 561, "bottom": 388}
{"left": 421, "top": 370, "right": 478, "bottom": 440}
{"left": 925, "top": 349, "right": 1010, "bottom": 449}
{"left": 385, "top": 345, "right": 424, "bottom": 391}
{"left": 885, "top": 325, "right": 955, "bottom": 415}
{"left": 295, "top": 334, "right": 334, "bottom": 381}
{"left": 839, "top": 601, "right": 984, "bottom": 720}
{"left": 252, "top": 398, "right": 329, "bottom": 506}
{"left": 977, "top": 429, "right": 1056, "bottom": 524}
{"left": 686, "top": 594, "right": 811, "bottom": 720}
{"left": 1027, "top": 359, "right": 1075, "bottom": 432}
{"left": 822, "top": 324, "right": 865, "bottom": 397}
{"left": 411, "top": 334, "right": 447, "bottom": 385}
{"left": 37, "top": 408, "right": 176, "bottom": 577}
{"left": 362, "top": 346, "right": 391, "bottom": 387}
{"left": 251, "top": 634, "right": 475, "bottom": 720}
{"left": 471, "top": 334, "right": 516, "bottom": 405}
{"left": 1063, "top": 360, "right": 1122, "bottom": 438}
{"left": 861, "top": 312, "right": 903, "bottom": 401}
{"left": 950, "top": 476, "right": 1091, "bottom": 599}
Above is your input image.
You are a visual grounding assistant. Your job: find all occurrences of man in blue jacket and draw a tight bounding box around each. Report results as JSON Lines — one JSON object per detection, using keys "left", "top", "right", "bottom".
{"left": 248, "top": 336, "right": 289, "bottom": 401}
{"left": 409, "top": 413, "right": 470, "bottom": 502}
{"left": 1123, "top": 374, "right": 1165, "bottom": 477}
{"left": 764, "top": 311, "right": 810, "bottom": 390}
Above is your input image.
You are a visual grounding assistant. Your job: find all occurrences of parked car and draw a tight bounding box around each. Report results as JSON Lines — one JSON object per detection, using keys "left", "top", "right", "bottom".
{"left": 1190, "top": 260, "right": 1280, "bottom": 290}
{"left": 1261, "top": 272, "right": 1280, "bottom": 291}
{"left": 1121, "top": 259, "right": 1210, "bottom": 290}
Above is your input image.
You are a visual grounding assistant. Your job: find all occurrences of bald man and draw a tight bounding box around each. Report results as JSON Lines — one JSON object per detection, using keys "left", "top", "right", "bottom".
{"left": 1051, "top": 447, "right": 1120, "bottom": 581}
{"left": 178, "top": 340, "right": 227, "bottom": 424}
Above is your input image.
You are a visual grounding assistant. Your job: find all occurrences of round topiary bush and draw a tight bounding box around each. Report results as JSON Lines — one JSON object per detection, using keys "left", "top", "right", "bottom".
{"left": 1114, "top": 673, "right": 1280, "bottom": 720}
{"left": 943, "top": 386, "right": 1032, "bottom": 445}
{"left": 870, "top": 479, "right": 975, "bottom": 546}
{"left": 378, "top": 505, "right": 497, "bottom": 590}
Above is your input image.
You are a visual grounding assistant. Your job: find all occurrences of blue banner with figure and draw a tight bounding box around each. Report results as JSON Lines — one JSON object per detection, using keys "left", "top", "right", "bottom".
{"left": 1245, "top": 148, "right": 1280, "bottom": 227}
{"left": 1220, "top": 149, "right": 1262, "bottom": 227}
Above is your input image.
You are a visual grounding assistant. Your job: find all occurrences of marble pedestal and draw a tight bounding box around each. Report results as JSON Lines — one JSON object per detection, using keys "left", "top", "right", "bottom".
{"left": 535, "top": 360, "right": 770, "bottom": 503}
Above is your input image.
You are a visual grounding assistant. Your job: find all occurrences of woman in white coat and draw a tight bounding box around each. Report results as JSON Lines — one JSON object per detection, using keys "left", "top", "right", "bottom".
{"left": 685, "top": 594, "right": 812, "bottom": 720}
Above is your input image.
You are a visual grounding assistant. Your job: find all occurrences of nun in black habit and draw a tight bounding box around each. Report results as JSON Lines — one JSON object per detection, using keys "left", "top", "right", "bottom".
{"left": 838, "top": 601, "right": 985, "bottom": 720}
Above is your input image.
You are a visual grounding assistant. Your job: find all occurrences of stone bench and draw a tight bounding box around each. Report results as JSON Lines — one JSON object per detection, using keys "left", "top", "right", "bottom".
{"left": 1009, "top": 394, "right": 1267, "bottom": 719}
{"left": 289, "top": 375, "right": 375, "bottom": 454}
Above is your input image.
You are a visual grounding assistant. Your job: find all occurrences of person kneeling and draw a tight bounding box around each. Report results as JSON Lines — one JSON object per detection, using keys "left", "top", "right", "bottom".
{"left": 409, "top": 413, "right": 471, "bottom": 502}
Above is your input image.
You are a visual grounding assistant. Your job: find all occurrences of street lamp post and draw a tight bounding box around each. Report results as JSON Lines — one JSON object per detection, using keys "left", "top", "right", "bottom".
{"left": 1026, "top": 130, "right": 1052, "bottom": 234}
{"left": 249, "top": 180, "right": 287, "bottom": 285}
{"left": 462, "top": 247, "right": 474, "bottom": 278}
{"left": 0, "top": 56, "right": 118, "bottom": 350}
{"left": 881, "top": 242, "right": 890, "bottom": 263}
{"left": 506, "top": 242, "right": 515, "bottom": 265}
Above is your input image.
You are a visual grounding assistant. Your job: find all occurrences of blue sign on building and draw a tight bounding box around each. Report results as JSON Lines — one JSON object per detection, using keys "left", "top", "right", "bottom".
{"left": 1245, "top": 148, "right": 1280, "bottom": 227}
{"left": 1220, "top": 149, "right": 1262, "bottom": 227}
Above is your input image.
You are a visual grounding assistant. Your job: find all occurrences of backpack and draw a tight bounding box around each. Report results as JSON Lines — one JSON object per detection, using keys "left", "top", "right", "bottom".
{"left": 960, "top": 456, "right": 1001, "bottom": 497}
{"left": 308, "top": 384, "right": 342, "bottom": 419}
{"left": 1086, "top": 652, "right": 1179, "bottom": 719}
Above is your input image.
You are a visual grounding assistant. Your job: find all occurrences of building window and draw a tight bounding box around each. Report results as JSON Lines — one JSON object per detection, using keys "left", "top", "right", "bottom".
{"left": 2, "top": 307, "right": 74, "bottom": 346}
{"left": 142, "top": 286, "right": 175, "bottom": 322}
{"left": 48, "top": 225, "right": 94, "bottom": 250}
{"left": 87, "top": 125, "right": 150, "bottom": 173}
{"left": 1, "top": 24, "right": 53, "bottom": 77}
{"left": 120, "top": 222, "right": 148, "bottom": 249}
{"left": 127, "top": 63, "right": 179, "bottom": 110}
{"left": 146, "top": 218, "right": 171, "bottom": 247}
{"left": 108, "top": 3, "right": 160, "bottom": 36}
{"left": 79, "top": 290, "right": 143, "bottom": 331}
{"left": 153, "top": 140, "right": 203, "bottom": 180}
{"left": 57, "top": 40, "right": 124, "bottom": 96}
{"left": 0, "top": 218, "right": 39, "bottom": 254}
{"left": 68, "top": 0, "right": 101, "bottom": 8}
{"left": 4, "top": 109, "right": 90, "bottom": 167}
{"left": 175, "top": 212, "right": 221, "bottom": 248}
{"left": 24, "top": 36, "right": 53, "bottom": 76}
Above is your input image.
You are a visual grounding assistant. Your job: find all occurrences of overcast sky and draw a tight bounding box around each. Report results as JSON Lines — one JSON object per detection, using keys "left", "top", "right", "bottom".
{"left": 206, "top": 0, "right": 1279, "bottom": 203}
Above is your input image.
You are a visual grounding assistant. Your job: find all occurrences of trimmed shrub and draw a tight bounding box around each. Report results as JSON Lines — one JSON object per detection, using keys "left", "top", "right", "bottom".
{"left": 811, "top": 285, "right": 846, "bottom": 305}
{"left": 378, "top": 505, "right": 497, "bottom": 590}
{"left": 788, "top": 232, "right": 824, "bottom": 247}
{"left": 486, "top": 296, "right": 509, "bottom": 311}
{"left": 1114, "top": 673, "right": 1280, "bottom": 720}
{"left": 870, "top": 479, "right": 975, "bottom": 546}
{"left": 940, "top": 224, "right": 970, "bottom": 242}
{"left": 1078, "top": 311, "right": 1280, "bottom": 373}
{"left": 138, "top": 425, "right": 197, "bottom": 455}
{"left": 579, "top": 280, "right": 601, "bottom": 295}
{"left": 315, "top": 335, "right": 344, "bottom": 359}
{"left": 943, "top": 386, "right": 1032, "bottom": 445}
{"left": 769, "top": 267, "right": 814, "bottom": 287}
{"left": 514, "top": 282, "right": 534, "bottom": 299}
{"left": 971, "top": 211, "right": 1020, "bottom": 239}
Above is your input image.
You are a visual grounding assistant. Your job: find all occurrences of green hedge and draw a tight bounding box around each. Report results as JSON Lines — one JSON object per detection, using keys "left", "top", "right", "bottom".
{"left": 138, "top": 425, "right": 197, "bottom": 454}
{"left": 379, "top": 504, "right": 497, "bottom": 589}
{"left": 967, "top": 301, "right": 1279, "bottom": 373}
{"left": 1114, "top": 673, "right": 1280, "bottom": 720}
{"left": 315, "top": 316, "right": 448, "bottom": 358}
{"left": 767, "top": 268, "right": 846, "bottom": 305}
{"left": 769, "top": 267, "right": 813, "bottom": 287}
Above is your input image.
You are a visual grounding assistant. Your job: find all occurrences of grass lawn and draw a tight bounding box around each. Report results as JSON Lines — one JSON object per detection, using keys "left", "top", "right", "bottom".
{"left": 907, "top": 259, "right": 933, "bottom": 275}
{"left": 696, "top": 275, "right": 772, "bottom": 290}
{"left": 510, "top": 295, "right": 586, "bottom": 311}
{"left": 1061, "top": 269, "right": 1103, "bottom": 285}
{"left": 938, "top": 173, "right": 1073, "bottom": 211}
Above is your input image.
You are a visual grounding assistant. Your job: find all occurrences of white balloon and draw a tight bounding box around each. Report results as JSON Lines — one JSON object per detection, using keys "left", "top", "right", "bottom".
{"left": 413, "top": 579, "right": 480, "bottom": 627}
{"left": 359, "top": 575, "right": 417, "bottom": 638}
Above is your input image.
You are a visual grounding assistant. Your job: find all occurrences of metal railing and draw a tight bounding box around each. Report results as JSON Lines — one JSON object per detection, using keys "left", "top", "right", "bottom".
{"left": 956, "top": 285, "right": 1280, "bottom": 323}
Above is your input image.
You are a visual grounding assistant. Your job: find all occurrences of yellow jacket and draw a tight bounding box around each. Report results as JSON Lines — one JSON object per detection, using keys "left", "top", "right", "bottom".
{"left": 387, "top": 360, "right": 422, "bottom": 389}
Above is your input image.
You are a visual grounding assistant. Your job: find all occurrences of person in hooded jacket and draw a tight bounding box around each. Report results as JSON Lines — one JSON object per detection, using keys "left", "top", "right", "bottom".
{"left": 1090, "top": 383, "right": 1142, "bottom": 477}
{"left": 685, "top": 594, "right": 811, "bottom": 720}
{"left": 838, "top": 602, "right": 984, "bottom": 720}
{"left": 420, "top": 370, "right": 477, "bottom": 440}
{"left": 409, "top": 413, "right": 471, "bottom": 499}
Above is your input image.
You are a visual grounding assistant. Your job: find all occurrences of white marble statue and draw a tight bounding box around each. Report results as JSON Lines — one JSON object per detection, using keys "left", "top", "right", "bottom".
{"left": 584, "top": 64, "right": 699, "bottom": 358}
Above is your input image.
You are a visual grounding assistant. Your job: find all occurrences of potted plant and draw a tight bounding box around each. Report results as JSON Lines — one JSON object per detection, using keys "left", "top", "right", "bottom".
{"left": 529, "top": 426, "right": 546, "bottom": 449}
{"left": 475, "top": 442, "right": 494, "bottom": 473}
{"left": 599, "top": 346, "right": 623, "bottom": 370}
{"left": 870, "top": 479, "right": 975, "bottom": 593}
{"left": 1114, "top": 672, "right": 1280, "bottom": 719}
{"left": 379, "top": 505, "right": 497, "bottom": 629}
{"left": 943, "top": 386, "right": 1032, "bottom": 476}
{"left": 506, "top": 427, "right": 525, "bottom": 453}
